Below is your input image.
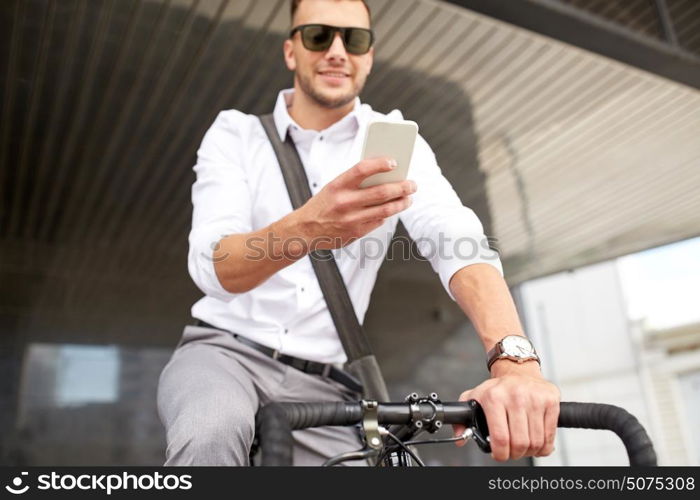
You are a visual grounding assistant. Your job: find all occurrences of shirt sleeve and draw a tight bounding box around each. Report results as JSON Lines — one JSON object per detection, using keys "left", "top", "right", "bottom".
{"left": 187, "top": 111, "right": 253, "bottom": 302}
{"left": 399, "top": 132, "right": 503, "bottom": 302}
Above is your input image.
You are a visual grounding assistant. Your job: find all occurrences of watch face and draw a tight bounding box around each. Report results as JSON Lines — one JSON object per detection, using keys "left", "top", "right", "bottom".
{"left": 501, "top": 336, "right": 534, "bottom": 357}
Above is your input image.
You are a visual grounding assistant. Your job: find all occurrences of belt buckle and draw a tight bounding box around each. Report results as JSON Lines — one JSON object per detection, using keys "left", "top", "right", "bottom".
{"left": 321, "top": 364, "right": 332, "bottom": 378}
{"left": 272, "top": 350, "right": 281, "bottom": 360}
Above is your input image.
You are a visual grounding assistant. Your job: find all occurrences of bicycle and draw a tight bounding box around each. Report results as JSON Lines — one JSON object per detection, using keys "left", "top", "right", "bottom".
{"left": 254, "top": 392, "right": 658, "bottom": 466}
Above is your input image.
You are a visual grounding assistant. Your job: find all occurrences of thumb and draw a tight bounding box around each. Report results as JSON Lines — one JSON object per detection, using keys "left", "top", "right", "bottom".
{"left": 452, "top": 389, "right": 474, "bottom": 447}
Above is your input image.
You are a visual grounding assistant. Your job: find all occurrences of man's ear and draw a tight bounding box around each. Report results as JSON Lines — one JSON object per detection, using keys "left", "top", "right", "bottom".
{"left": 283, "top": 39, "right": 296, "bottom": 71}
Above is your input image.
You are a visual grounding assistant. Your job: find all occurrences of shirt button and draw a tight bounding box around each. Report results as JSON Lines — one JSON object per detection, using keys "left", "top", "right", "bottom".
{"left": 284, "top": 328, "right": 289, "bottom": 334}
{"left": 312, "top": 182, "right": 318, "bottom": 188}
{"left": 301, "top": 287, "right": 305, "bottom": 292}
{"left": 319, "top": 135, "right": 324, "bottom": 141}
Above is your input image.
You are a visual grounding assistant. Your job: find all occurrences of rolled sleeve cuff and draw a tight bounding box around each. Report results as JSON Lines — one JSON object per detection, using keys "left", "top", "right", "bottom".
{"left": 438, "top": 247, "right": 504, "bottom": 302}
{"left": 410, "top": 211, "right": 504, "bottom": 302}
{"left": 187, "top": 229, "right": 240, "bottom": 302}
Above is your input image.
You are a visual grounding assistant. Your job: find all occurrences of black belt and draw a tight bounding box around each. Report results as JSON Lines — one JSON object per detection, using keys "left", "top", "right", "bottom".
{"left": 193, "top": 319, "right": 363, "bottom": 394}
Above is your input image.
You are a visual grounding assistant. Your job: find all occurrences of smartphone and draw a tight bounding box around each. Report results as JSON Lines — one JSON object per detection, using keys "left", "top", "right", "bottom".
{"left": 358, "top": 119, "right": 419, "bottom": 188}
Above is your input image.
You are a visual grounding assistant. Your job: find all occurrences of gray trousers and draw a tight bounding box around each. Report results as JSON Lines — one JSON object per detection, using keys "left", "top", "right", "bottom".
{"left": 157, "top": 325, "right": 366, "bottom": 466}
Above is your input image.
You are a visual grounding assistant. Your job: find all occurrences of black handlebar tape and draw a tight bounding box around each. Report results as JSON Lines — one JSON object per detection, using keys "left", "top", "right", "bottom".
{"left": 256, "top": 403, "right": 294, "bottom": 466}
{"left": 557, "top": 402, "right": 657, "bottom": 466}
{"left": 256, "top": 402, "right": 364, "bottom": 466}
{"left": 282, "top": 402, "right": 363, "bottom": 429}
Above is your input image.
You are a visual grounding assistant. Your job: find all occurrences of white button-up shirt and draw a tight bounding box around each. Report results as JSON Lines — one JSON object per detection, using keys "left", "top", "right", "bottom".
{"left": 189, "top": 88, "right": 502, "bottom": 364}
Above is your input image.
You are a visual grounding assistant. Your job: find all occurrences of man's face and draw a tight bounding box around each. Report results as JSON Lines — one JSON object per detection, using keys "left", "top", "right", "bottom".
{"left": 284, "top": 0, "right": 374, "bottom": 109}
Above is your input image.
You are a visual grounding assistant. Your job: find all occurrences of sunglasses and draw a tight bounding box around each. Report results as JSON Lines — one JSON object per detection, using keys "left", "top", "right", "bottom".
{"left": 289, "top": 24, "right": 374, "bottom": 55}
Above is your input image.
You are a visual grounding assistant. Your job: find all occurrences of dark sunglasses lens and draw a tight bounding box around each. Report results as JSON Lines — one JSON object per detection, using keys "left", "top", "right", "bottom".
{"left": 301, "top": 25, "right": 334, "bottom": 51}
{"left": 344, "top": 28, "right": 372, "bottom": 54}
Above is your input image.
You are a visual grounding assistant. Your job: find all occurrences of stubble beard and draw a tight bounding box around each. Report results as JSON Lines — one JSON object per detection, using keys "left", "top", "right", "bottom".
{"left": 297, "top": 70, "right": 366, "bottom": 109}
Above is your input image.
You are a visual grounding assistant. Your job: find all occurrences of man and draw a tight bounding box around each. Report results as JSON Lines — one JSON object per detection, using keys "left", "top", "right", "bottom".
{"left": 157, "top": 0, "right": 560, "bottom": 466}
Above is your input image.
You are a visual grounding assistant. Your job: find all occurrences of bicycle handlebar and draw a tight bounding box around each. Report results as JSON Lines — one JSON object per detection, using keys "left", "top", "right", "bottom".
{"left": 557, "top": 402, "right": 657, "bottom": 466}
{"left": 256, "top": 400, "right": 657, "bottom": 466}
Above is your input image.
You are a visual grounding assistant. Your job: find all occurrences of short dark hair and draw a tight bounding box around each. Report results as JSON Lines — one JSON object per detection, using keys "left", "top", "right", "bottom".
{"left": 290, "top": 0, "right": 372, "bottom": 26}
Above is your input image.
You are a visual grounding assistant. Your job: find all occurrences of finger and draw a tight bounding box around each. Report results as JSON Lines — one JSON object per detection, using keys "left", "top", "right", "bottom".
{"left": 482, "top": 402, "right": 509, "bottom": 462}
{"left": 457, "top": 390, "right": 473, "bottom": 403}
{"left": 538, "top": 402, "right": 559, "bottom": 456}
{"left": 506, "top": 405, "right": 529, "bottom": 461}
{"left": 338, "top": 157, "right": 395, "bottom": 188}
{"left": 354, "top": 196, "right": 412, "bottom": 222}
{"left": 527, "top": 405, "right": 545, "bottom": 457}
{"left": 354, "top": 180, "right": 417, "bottom": 207}
{"left": 453, "top": 424, "right": 467, "bottom": 447}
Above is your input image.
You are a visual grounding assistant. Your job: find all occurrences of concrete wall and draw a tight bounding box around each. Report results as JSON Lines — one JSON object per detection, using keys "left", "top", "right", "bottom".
{"left": 517, "top": 261, "right": 656, "bottom": 465}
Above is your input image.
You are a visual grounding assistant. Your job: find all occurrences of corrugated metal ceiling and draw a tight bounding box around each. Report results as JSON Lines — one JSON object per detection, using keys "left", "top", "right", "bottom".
{"left": 558, "top": 0, "right": 700, "bottom": 54}
{"left": 1, "top": 0, "right": 699, "bottom": 311}
{"left": 417, "top": 0, "right": 700, "bottom": 282}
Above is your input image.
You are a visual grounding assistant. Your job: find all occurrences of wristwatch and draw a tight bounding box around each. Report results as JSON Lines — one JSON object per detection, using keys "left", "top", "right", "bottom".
{"left": 487, "top": 335, "right": 540, "bottom": 371}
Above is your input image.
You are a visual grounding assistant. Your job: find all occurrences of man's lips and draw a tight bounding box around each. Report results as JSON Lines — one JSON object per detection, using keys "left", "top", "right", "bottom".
{"left": 318, "top": 70, "right": 349, "bottom": 77}
{"left": 318, "top": 70, "right": 350, "bottom": 84}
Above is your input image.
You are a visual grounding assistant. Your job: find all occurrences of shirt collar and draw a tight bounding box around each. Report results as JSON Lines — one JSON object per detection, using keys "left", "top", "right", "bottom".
{"left": 272, "top": 88, "right": 361, "bottom": 141}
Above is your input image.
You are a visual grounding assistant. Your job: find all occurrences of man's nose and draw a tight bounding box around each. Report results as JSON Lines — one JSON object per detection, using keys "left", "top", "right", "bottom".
{"left": 325, "top": 32, "right": 348, "bottom": 60}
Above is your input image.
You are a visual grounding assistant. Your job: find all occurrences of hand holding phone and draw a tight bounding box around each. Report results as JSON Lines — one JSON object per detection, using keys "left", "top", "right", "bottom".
{"left": 298, "top": 157, "right": 417, "bottom": 249}
{"left": 358, "top": 120, "right": 418, "bottom": 188}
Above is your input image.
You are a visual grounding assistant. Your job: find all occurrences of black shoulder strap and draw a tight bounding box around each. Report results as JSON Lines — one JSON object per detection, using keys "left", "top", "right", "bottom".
{"left": 258, "top": 113, "right": 389, "bottom": 401}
